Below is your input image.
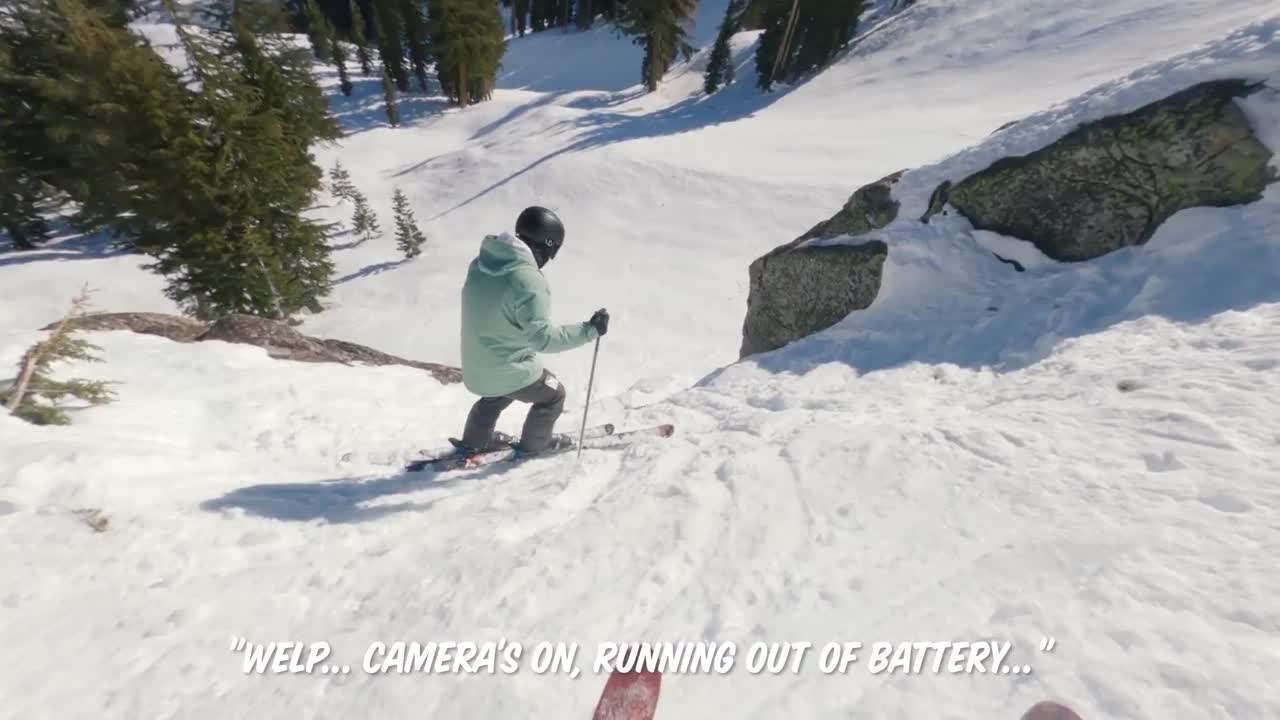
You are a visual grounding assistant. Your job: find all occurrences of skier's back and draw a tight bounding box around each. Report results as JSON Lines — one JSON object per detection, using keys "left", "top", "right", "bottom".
{"left": 458, "top": 206, "right": 608, "bottom": 454}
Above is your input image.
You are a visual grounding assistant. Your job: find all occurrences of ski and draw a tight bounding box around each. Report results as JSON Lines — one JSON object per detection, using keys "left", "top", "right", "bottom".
{"left": 399, "top": 423, "right": 616, "bottom": 471}
{"left": 338, "top": 424, "right": 615, "bottom": 467}
{"left": 404, "top": 423, "right": 674, "bottom": 473}
{"left": 591, "top": 669, "right": 661, "bottom": 720}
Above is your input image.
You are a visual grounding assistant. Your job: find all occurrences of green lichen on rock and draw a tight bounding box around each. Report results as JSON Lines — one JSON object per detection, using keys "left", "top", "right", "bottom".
{"left": 738, "top": 172, "right": 904, "bottom": 357}
{"left": 740, "top": 241, "right": 887, "bottom": 358}
{"left": 948, "top": 79, "right": 1277, "bottom": 261}
{"left": 798, "top": 170, "right": 904, "bottom": 243}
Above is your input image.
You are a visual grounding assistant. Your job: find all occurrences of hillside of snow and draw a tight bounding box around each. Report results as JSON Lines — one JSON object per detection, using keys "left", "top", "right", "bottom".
{"left": 3, "top": 0, "right": 1279, "bottom": 718}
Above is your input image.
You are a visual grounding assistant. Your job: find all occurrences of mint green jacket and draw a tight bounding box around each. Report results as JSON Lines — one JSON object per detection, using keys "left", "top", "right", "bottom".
{"left": 460, "top": 233, "right": 598, "bottom": 396}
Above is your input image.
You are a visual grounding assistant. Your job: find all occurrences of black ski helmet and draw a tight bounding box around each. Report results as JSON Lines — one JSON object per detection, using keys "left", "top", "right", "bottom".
{"left": 515, "top": 206, "right": 565, "bottom": 262}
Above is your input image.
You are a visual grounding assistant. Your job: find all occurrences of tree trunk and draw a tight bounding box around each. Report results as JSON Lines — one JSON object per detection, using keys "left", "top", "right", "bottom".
{"left": 770, "top": 0, "right": 802, "bottom": 86}
{"left": 457, "top": 59, "right": 469, "bottom": 106}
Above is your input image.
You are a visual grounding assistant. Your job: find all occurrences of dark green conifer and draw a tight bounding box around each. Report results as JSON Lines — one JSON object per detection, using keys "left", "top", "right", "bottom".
{"left": 329, "top": 160, "right": 357, "bottom": 203}
{"left": 350, "top": 0, "right": 374, "bottom": 74}
{"left": 704, "top": 0, "right": 745, "bottom": 94}
{"left": 401, "top": 0, "right": 432, "bottom": 92}
{"left": 332, "top": 35, "right": 353, "bottom": 95}
{"left": 303, "top": 0, "right": 335, "bottom": 63}
{"left": 3, "top": 287, "right": 115, "bottom": 426}
{"left": 392, "top": 187, "right": 426, "bottom": 259}
{"left": 373, "top": 0, "right": 410, "bottom": 92}
{"left": 350, "top": 189, "right": 380, "bottom": 243}
{"left": 428, "top": 0, "right": 506, "bottom": 107}
{"left": 615, "top": 0, "right": 698, "bottom": 92}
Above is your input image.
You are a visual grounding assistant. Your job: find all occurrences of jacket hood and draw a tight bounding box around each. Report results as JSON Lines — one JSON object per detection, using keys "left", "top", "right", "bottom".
{"left": 475, "top": 232, "right": 538, "bottom": 276}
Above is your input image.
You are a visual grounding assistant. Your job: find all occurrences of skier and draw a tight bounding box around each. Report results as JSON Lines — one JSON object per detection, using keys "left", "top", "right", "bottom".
{"left": 456, "top": 206, "right": 609, "bottom": 456}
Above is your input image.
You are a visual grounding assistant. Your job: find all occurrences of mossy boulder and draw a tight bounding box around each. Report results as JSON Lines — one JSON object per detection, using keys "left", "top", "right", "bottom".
{"left": 739, "top": 172, "right": 901, "bottom": 358}
{"left": 797, "top": 170, "right": 904, "bottom": 243}
{"left": 740, "top": 242, "right": 887, "bottom": 358}
{"left": 947, "top": 79, "right": 1277, "bottom": 261}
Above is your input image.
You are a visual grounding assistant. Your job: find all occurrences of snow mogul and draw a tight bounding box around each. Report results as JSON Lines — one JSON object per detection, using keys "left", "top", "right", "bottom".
{"left": 455, "top": 206, "right": 609, "bottom": 456}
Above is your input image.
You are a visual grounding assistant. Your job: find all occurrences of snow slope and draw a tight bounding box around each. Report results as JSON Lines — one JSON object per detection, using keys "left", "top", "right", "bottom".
{"left": 2, "top": 0, "right": 1280, "bottom": 718}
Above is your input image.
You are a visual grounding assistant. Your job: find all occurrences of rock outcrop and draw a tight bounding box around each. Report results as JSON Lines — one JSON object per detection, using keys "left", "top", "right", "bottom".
{"left": 739, "top": 79, "right": 1277, "bottom": 358}
{"left": 945, "top": 79, "right": 1276, "bottom": 261}
{"left": 53, "top": 312, "right": 462, "bottom": 383}
{"left": 739, "top": 172, "right": 900, "bottom": 358}
{"left": 68, "top": 312, "right": 208, "bottom": 342}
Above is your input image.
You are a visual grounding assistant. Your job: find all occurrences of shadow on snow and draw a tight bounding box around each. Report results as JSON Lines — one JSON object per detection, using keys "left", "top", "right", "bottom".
{"left": 334, "top": 258, "right": 410, "bottom": 284}
{"left": 0, "top": 224, "right": 131, "bottom": 268}
{"left": 430, "top": 77, "right": 798, "bottom": 220}
{"left": 200, "top": 463, "right": 513, "bottom": 524}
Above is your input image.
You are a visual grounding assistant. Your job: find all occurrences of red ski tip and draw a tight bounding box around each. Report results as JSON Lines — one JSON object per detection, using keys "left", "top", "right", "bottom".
{"left": 657, "top": 424, "right": 675, "bottom": 438}
{"left": 591, "top": 670, "right": 661, "bottom": 720}
{"left": 1020, "top": 701, "right": 1083, "bottom": 720}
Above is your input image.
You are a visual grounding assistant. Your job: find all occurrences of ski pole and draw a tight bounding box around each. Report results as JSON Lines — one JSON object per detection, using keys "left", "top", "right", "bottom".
{"left": 576, "top": 335, "right": 601, "bottom": 460}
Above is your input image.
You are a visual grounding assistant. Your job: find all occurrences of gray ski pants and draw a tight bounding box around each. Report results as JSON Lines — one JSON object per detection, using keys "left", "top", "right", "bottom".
{"left": 460, "top": 370, "right": 566, "bottom": 453}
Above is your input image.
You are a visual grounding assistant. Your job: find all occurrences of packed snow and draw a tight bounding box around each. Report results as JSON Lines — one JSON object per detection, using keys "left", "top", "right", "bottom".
{"left": 2, "top": 0, "right": 1279, "bottom": 718}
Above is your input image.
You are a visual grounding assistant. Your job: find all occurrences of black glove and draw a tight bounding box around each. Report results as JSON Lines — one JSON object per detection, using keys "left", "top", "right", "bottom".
{"left": 588, "top": 308, "right": 609, "bottom": 336}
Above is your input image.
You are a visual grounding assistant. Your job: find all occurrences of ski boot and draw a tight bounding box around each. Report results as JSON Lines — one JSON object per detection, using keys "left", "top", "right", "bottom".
{"left": 511, "top": 433, "right": 575, "bottom": 460}
{"left": 447, "top": 431, "right": 516, "bottom": 457}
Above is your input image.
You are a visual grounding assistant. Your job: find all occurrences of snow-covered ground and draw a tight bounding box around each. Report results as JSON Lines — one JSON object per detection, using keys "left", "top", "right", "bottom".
{"left": 2, "top": 0, "right": 1279, "bottom": 718}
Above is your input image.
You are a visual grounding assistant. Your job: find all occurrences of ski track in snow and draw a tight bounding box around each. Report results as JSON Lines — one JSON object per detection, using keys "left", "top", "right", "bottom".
{"left": 2, "top": 307, "right": 1277, "bottom": 718}
{"left": 2, "top": 0, "right": 1280, "bottom": 717}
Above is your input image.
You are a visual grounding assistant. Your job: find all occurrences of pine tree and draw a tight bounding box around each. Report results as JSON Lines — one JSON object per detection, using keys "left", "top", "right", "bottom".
{"left": 615, "top": 0, "right": 698, "bottom": 92}
{"left": 350, "top": 190, "right": 381, "bottom": 244}
{"left": 754, "top": 0, "right": 794, "bottom": 91}
{"left": 157, "top": 0, "right": 340, "bottom": 318}
{"left": 429, "top": 0, "right": 506, "bottom": 107}
{"left": 511, "top": 0, "right": 530, "bottom": 35}
{"left": 373, "top": 0, "right": 410, "bottom": 92}
{"left": 2, "top": 0, "right": 341, "bottom": 319}
{"left": 392, "top": 187, "right": 427, "bottom": 259}
{"left": 382, "top": 67, "right": 401, "bottom": 126}
{"left": 756, "top": 0, "right": 865, "bottom": 90}
{"left": 1, "top": 151, "right": 52, "bottom": 249}
{"left": 704, "top": 0, "right": 744, "bottom": 94}
{"left": 350, "top": 0, "right": 373, "bottom": 74}
{"left": 401, "top": 0, "right": 432, "bottom": 92}
{"left": 332, "top": 35, "right": 353, "bottom": 95}
{"left": 740, "top": 0, "right": 769, "bottom": 29}
{"left": 329, "top": 160, "right": 357, "bottom": 203}
{"left": 0, "top": 0, "right": 199, "bottom": 242}
{"left": 3, "top": 286, "right": 114, "bottom": 426}
{"left": 303, "top": 0, "right": 335, "bottom": 63}
{"left": 575, "top": 0, "right": 593, "bottom": 29}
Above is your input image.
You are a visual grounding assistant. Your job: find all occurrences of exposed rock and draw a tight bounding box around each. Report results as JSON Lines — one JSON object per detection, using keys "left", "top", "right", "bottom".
{"left": 991, "top": 119, "right": 1019, "bottom": 135}
{"left": 49, "top": 312, "right": 207, "bottom": 342}
{"left": 739, "top": 172, "right": 903, "bottom": 358}
{"left": 61, "top": 312, "right": 461, "bottom": 383}
{"left": 741, "top": 241, "right": 887, "bottom": 358}
{"left": 793, "top": 170, "right": 904, "bottom": 246}
{"left": 948, "top": 79, "right": 1277, "bottom": 261}
{"left": 198, "top": 315, "right": 461, "bottom": 382}
{"left": 920, "top": 180, "right": 952, "bottom": 223}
